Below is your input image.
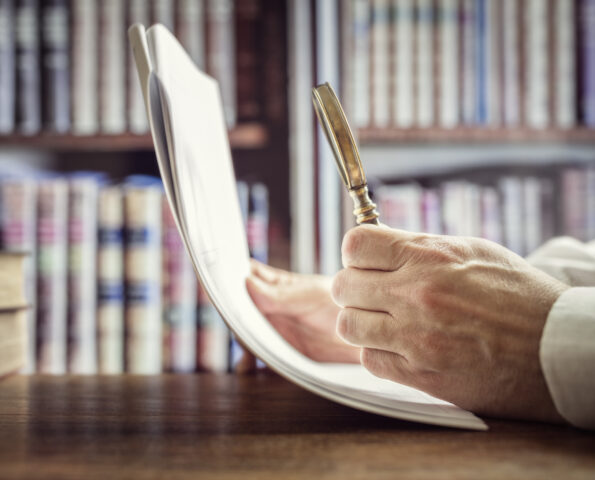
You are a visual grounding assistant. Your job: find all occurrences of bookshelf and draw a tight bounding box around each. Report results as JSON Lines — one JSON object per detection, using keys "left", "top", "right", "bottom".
{"left": 0, "top": 124, "right": 269, "bottom": 152}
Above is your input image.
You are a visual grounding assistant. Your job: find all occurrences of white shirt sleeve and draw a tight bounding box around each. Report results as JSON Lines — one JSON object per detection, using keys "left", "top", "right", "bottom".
{"left": 540, "top": 288, "right": 595, "bottom": 429}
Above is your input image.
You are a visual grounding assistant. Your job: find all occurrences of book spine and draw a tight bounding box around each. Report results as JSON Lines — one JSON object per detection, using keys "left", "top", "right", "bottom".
{"left": 376, "top": 184, "right": 423, "bottom": 231}
{"left": 197, "top": 286, "right": 229, "bottom": 372}
{"left": 525, "top": 0, "right": 549, "bottom": 128}
{"left": 501, "top": 0, "right": 520, "bottom": 127}
{"left": 393, "top": 0, "right": 414, "bottom": 127}
{"left": 499, "top": 176, "right": 525, "bottom": 255}
{"left": 371, "top": 0, "right": 390, "bottom": 127}
{"left": 99, "top": 0, "right": 126, "bottom": 134}
{"left": 416, "top": 0, "right": 434, "bottom": 127}
{"left": 587, "top": 166, "right": 595, "bottom": 240}
{"left": 560, "top": 167, "right": 588, "bottom": 241}
{"left": 540, "top": 177, "right": 556, "bottom": 243}
{"left": 261, "top": 0, "right": 286, "bottom": 125}
{"left": 36, "top": 178, "right": 68, "bottom": 374}
{"left": 579, "top": 0, "right": 595, "bottom": 127}
{"left": 522, "top": 176, "right": 543, "bottom": 254}
{"left": 474, "top": 0, "right": 486, "bottom": 125}
{"left": 67, "top": 176, "right": 98, "bottom": 374}
{"left": 124, "top": 186, "right": 163, "bottom": 374}
{"left": 207, "top": 0, "right": 236, "bottom": 128}
{"left": 152, "top": 0, "right": 175, "bottom": 31}
{"left": 97, "top": 186, "right": 125, "bottom": 374}
{"left": 480, "top": 186, "right": 502, "bottom": 244}
{"left": 439, "top": 0, "right": 459, "bottom": 128}
{"left": 554, "top": 0, "right": 576, "bottom": 128}
{"left": 41, "top": 0, "right": 69, "bottom": 133}
{"left": 128, "top": 0, "right": 150, "bottom": 133}
{"left": 177, "top": 0, "right": 206, "bottom": 70}
{"left": 0, "top": 0, "right": 15, "bottom": 133}
{"left": 162, "top": 199, "right": 197, "bottom": 373}
{"left": 352, "top": 0, "right": 371, "bottom": 128}
{"left": 0, "top": 178, "right": 37, "bottom": 373}
{"left": 422, "top": 188, "right": 442, "bottom": 234}
{"left": 462, "top": 182, "right": 481, "bottom": 236}
{"left": 15, "top": 0, "right": 41, "bottom": 134}
{"left": 460, "top": 0, "right": 476, "bottom": 125}
{"left": 71, "top": 0, "right": 97, "bottom": 135}
{"left": 234, "top": 0, "right": 261, "bottom": 123}
{"left": 484, "top": 0, "right": 500, "bottom": 126}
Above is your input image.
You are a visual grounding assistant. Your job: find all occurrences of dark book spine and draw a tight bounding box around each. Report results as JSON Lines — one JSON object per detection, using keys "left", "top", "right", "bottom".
{"left": 15, "top": 0, "right": 41, "bottom": 134}
{"left": 41, "top": 0, "right": 69, "bottom": 132}
{"left": 261, "top": 0, "right": 286, "bottom": 125}
{"left": 579, "top": 0, "right": 595, "bottom": 126}
{"left": 234, "top": 0, "right": 262, "bottom": 123}
{"left": 0, "top": 0, "right": 15, "bottom": 133}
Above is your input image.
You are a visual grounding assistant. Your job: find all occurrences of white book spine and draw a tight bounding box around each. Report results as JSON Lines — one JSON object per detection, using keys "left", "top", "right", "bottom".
{"left": 352, "top": 0, "right": 371, "bottom": 128}
{"left": 587, "top": 166, "right": 595, "bottom": 241}
{"left": 67, "top": 177, "right": 98, "bottom": 374}
{"left": 36, "top": 179, "right": 69, "bottom": 374}
{"left": 207, "top": 0, "right": 236, "bottom": 128}
{"left": 393, "top": 0, "right": 414, "bottom": 127}
{"left": 523, "top": 177, "right": 543, "bottom": 255}
{"left": 71, "top": 0, "right": 98, "bottom": 134}
{"left": 525, "top": 0, "right": 549, "bottom": 129}
{"left": 177, "top": 0, "right": 206, "bottom": 70}
{"left": 439, "top": 0, "right": 459, "bottom": 128}
{"left": 128, "top": 0, "right": 150, "bottom": 133}
{"left": 462, "top": 182, "right": 481, "bottom": 237}
{"left": 416, "top": 0, "right": 434, "bottom": 127}
{"left": 460, "top": 0, "right": 476, "bottom": 125}
{"left": 480, "top": 186, "right": 502, "bottom": 245}
{"left": 377, "top": 184, "right": 423, "bottom": 232}
{"left": 100, "top": 0, "right": 126, "bottom": 133}
{"left": 502, "top": 0, "right": 520, "bottom": 127}
{"left": 97, "top": 186, "right": 125, "bottom": 374}
{"left": 485, "top": 0, "right": 500, "bottom": 126}
{"left": 371, "top": 0, "right": 390, "bottom": 127}
{"left": 555, "top": 0, "right": 576, "bottom": 129}
{"left": 500, "top": 176, "right": 525, "bottom": 255}
{"left": 124, "top": 187, "right": 163, "bottom": 374}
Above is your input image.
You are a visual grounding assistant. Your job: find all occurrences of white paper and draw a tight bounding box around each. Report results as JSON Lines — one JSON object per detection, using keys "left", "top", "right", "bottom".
{"left": 129, "top": 24, "right": 487, "bottom": 431}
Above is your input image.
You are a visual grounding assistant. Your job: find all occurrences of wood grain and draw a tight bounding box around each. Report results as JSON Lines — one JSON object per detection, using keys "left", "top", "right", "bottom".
{"left": 0, "top": 374, "right": 593, "bottom": 479}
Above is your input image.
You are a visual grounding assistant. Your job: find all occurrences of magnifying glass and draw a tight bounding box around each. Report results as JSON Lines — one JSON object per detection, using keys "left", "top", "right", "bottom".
{"left": 311, "top": 82, "right": 380, "bottom": 226}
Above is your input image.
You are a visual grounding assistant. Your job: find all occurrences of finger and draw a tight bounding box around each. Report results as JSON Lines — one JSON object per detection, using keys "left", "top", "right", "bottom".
{"left": 336, "top": 308, "right": 405, "bottom": 353}
{"left": 341, "top": 224, "right": 417, "bottom": 271}
{"left": 360, "top": 348, "right": 414, "bottom": 385}
{"left": 331, "top": 267, "right": 394, "bottom": 311}
{"left": 249, "top": 259, "right": 285, "bottom": 284}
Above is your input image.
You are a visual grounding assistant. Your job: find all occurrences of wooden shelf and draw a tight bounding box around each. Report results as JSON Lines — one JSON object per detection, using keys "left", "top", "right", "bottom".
{"left": 0, "top": 123, "right": 269, "bottom": 152}
{"left": 357, "top": 127, "right": 595, "bottom": 145}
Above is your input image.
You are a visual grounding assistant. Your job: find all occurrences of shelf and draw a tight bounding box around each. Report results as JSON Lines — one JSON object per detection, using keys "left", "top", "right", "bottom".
{"left": 0, "top": 123, "right": 269, "bottom": 152}
{"left": 357, "top": 127, "right": 595, "bottom": 145}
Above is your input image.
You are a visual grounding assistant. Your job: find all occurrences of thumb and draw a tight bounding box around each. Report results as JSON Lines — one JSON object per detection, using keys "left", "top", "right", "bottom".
{"left": 246, "top": 274, "right": 282, "bottom": 314}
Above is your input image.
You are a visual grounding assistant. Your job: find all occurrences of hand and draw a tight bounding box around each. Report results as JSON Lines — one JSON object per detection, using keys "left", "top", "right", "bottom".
{"left": 246, "top": 260, "right": 360, "bottom": 364}
{"left": 332, "top": 225, "right": 569, "bottom": 422}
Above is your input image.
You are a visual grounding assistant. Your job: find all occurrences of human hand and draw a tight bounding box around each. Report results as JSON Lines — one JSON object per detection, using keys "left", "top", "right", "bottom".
{"left": 246, "top": 260, "right": 360, "bottom": 364}
{"left": 332, "top": 225, "right": 569, "bottom": 422}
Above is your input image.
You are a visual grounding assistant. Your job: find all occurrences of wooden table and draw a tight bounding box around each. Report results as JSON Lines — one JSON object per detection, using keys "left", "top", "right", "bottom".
{"left": 0, "top": 374, "right": 593, "bottom": 479}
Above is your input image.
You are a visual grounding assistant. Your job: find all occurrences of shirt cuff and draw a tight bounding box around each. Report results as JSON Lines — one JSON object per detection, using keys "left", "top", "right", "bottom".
{"left": 540, "top": 288, "right": 595, "bottom": 429}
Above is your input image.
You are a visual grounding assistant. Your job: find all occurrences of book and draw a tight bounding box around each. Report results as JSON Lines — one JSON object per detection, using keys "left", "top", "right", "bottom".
{"left": 579, "top": 0, "right": 595, "bottom": 127}
{"left": 416, "top": 0, "right": 434, "bottom": 127}
{"left": 525, "top": 0, "right": 549, "bottom": 129}
{"left": 501, "top": 0, "right": 520, "bottom": 127}
{"left": 129, "top": 23, "right": 487, "bottom": 430}
{"left": 438, "top": 0, "right": 459, "bottom": 128}
{"left": 0, "top": 0, "right": 15, "bottom": 134}
{"left": 554, "top": 0, "right": 576, "bottom": 129}
{"left": 36, "top": 177, "right": 68, "bottom": 374}
{"left": 0, "top": 252, "right": 27, "bottom": 309}
{"left": 15, "top": 0, "right": 41, "bottom": 134}
{"left": 375, "top": 183, "right": 423, "bottom": 232}
{"left": 371, "top": 0, "right": 390, "bottom": 127}
{"left": 99, "top": 0, "right": 126, "bottom": 133}
{"left": 71, "top": 0, "right": 97, "bottom": 134}
{"left": 351, "top": 0, "right": 371, "bottom": 128}
{"left": 97, "top": 185, "right": 125, "bottom": 374}
{"left": 393, "top": 0, "right": 414, "bottom": 127}
{"left": 176, "top": 0, "right": 206, "bottom": 70}
{"left": 460, "top": 0, "right": 476, "bottom": 125}
{"left": 123, "top": 177, "right": 163, "bottom": 374}
{"left": 0, "top": 308, "right": 27, "bottom": 378}
{"left": 152, "top": 0, "right": 174, "bottom": 32}
{"left": 67, "top": 174, "right": 99, "bottom": 374}
{"left": 41, "top": 0, "right": 70, "bottom": 133}
{"left": 128, "top": 0, "right": 150, "bottom": 133}
{"left": 0, "top": 178, "right": 37, "bottom": 372}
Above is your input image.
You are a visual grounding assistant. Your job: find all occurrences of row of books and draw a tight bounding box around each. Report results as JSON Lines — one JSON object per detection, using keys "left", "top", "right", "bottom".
{"left": 0, "top": 173, "right": 269, "bottom": 374}
{"left": 374, "top": 164, "right": 595, "bottom": 258}
{"left": 343, "top": 0, "right": 595, "bottom": 130}
{"left": 0, "top": 0, "right": 281, "bottom": 136}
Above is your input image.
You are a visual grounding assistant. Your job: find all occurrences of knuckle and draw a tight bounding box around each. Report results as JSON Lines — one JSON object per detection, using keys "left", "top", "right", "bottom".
{"left": 360, "top": 348, "right": 377, "bottom": 372}
{"left": 341, "top": 227, "right": 363, "bottom": 264}
{"left": 336, "top": 308, "right": 356, "bottom": 341}
{"left": 331, "top": 270, "right": 347, "bottom": 305}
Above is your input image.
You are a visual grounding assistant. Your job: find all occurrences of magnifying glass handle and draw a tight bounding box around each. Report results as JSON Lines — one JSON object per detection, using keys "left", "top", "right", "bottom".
{"left": 350, "top": 185, "right": 380, "bottom": 226}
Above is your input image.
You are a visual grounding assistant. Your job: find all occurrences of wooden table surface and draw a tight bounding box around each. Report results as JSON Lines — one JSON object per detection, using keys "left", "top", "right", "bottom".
{"left": 0, "top": 373, "right": 593, "bottom": 479}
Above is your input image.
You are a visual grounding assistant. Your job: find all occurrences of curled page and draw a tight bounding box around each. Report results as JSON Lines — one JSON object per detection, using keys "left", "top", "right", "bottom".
{"left": 128, "top": 23, "right": 487, "bottom": 431}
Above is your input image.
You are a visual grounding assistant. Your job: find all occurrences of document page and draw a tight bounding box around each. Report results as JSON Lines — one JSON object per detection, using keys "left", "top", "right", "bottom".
{"left": 130, "top": 24, "right": 487, "bottom": 431}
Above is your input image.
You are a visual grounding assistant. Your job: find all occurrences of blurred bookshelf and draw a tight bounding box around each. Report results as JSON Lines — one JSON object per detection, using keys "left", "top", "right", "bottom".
{"left": 0, "top": 123, "right": 269, "bottom": 152}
